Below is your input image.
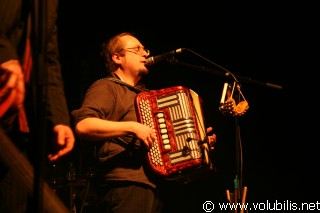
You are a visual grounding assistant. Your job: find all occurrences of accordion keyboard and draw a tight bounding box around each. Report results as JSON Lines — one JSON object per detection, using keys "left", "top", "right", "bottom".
{"left": 139, "top": 99, "right": 164, "bottom": 166}
{"left": 138, "top": 90, "right": 202, "bottom": 166}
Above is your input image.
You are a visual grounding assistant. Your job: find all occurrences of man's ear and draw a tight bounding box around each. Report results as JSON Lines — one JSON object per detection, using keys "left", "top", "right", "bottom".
{"left": 112, "top": 53, "right": 122, "bottom": 65}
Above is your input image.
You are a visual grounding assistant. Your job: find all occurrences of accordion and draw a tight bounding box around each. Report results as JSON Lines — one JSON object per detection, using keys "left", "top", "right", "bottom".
{"left": 135, "top": 86, "right": 215, "bottom": 182}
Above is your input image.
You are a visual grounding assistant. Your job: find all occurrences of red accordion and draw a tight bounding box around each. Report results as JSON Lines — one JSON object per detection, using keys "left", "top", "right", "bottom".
{"left": 135, "top": 86, "right": 215, "bottom": 182}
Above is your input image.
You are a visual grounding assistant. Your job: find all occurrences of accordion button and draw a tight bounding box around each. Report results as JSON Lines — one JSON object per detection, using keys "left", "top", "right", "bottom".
{"left": 162, "top": 134, "right": 168, "bottom": 139}
{"left": 159, "top": 123, "right": 166, "bottom": 128}
{"left": 158, "top": 118, "right": 165, "bottom": 123}
{"left": 157, "top": 113, "right": 164, "bottom": 118}
{"left": 160, "top": 129, "right": 167, "bottom": 134}
{"left": 163, "top": 139, "right": 170, "bottom": 144}
{"left": 164, "top": 144, "right": 171, "bottom": 150}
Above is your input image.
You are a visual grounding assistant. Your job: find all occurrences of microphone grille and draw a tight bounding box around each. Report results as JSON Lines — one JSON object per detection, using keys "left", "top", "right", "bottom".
{"left": 145, "top": 57, "right": 155, "bottom": 66}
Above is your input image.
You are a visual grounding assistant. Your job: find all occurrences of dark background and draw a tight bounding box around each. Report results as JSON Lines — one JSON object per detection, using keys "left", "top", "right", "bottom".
{"left": 51, "top": 1, "right": 318, "bottom": 212}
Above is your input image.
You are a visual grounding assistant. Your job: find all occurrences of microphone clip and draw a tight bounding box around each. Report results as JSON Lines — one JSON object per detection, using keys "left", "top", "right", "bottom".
{"left": 219, "top": 82, "right": 249, "bottom": 117}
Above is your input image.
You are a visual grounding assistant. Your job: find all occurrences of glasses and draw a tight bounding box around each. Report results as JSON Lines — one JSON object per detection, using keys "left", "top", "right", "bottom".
{"left": 122, "top": 46, "right": 150, "bottom": 56}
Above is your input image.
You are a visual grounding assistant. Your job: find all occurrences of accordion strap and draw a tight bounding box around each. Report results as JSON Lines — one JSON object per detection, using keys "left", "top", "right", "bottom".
{"left": 106, "top": 77, "right": 149, "bottom": 93}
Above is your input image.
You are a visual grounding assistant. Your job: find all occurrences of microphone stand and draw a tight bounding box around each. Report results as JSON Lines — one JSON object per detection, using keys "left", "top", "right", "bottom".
{"left": 31, "top": 0, "right": 48, "bottom": 212}
{"left": 230, "top": 91, "right": 246, "bottom": 213}
{"left": 168, "top": 58, "right": 283, "bottom": 213}
{"left": 168, "top": 59, "right": 283, "bottom": 90}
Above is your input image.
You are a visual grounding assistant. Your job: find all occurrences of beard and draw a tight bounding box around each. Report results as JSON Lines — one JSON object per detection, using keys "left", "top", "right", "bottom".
{"left": 138, "top": 67, "right": 149, "bottom": 78}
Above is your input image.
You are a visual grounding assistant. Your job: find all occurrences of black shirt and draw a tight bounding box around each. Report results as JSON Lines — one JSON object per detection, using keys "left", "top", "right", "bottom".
{"left": 72, "top": 74, "right": 156, "bottom": 188}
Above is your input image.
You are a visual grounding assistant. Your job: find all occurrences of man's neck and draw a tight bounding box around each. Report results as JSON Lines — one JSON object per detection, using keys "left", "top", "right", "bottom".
{"left": 114, "top": 71, "right": 139, "bottom": 86}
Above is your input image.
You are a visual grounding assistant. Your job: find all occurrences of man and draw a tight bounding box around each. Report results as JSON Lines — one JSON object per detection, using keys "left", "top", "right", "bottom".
{"left": 0, "top": 0, "right": 75, "bottom": 212}
{"left": 72, "top": 32, "right": 217, "bottom": 213}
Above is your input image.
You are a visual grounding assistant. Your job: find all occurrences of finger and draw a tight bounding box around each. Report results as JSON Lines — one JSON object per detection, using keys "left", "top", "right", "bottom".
{"left": 145, "top": 138, "right": 151, "bottom": 150}
{"left": 209, "top": 135, "right": 217, "bottom": 144}
{"left": 0, "top": 69, "right": 11, "bottom": 88}
{"left": 146, "top": 137, "right": 154, "bottom": 150}
{"left": 48, "top": 153, "right": 59, "bottom": 162}
{"left": 206, "top": 127, "right": 213, "bottom": 133}
{"left": 13, "top": 77, "right": 25, "bottom": 105}
{"left": 48, "top": 142, "right": 73, "bottom": 162}
{"left": 0, "top": 73, "right": 16, "bottom": 98}
{"left": 48, "top": 151, "right": 60, "bottom": 161}
{"left": 48, "top": 150, "right": 65, "bottom": 162}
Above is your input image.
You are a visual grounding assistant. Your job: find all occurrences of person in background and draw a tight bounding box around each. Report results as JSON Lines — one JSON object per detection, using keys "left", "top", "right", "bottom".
{"left": 71, "top": 32, "right": 217, "bottom": 213}
{"left": 0, "top": 0, "right": 75, "bottom": 212}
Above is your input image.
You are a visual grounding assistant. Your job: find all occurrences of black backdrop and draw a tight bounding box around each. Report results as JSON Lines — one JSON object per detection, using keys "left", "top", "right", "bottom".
{"left": 52, "top": 1, "right": 319, "bottom": 212}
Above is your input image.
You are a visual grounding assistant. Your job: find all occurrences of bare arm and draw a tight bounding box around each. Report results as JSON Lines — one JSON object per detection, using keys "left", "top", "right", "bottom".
{"left": 75, "top": 117, "right": 155, "bottom": 149}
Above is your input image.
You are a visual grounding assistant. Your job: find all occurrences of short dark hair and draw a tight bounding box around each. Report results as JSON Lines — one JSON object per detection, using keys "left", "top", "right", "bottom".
{"left": 100, "top": 32, "right": 135, "bottom": 73}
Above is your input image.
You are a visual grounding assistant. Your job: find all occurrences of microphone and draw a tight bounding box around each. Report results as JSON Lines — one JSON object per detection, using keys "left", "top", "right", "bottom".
{"left": 145, "top": 48, "right": 185, "bottom": 66}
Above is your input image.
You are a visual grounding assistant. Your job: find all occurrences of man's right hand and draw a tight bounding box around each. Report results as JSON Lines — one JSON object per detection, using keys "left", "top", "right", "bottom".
{"left": 134, "top": 122, "right": 156, "bottom": 150}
